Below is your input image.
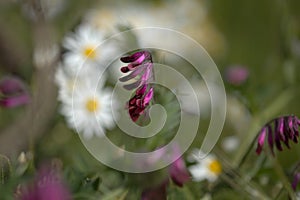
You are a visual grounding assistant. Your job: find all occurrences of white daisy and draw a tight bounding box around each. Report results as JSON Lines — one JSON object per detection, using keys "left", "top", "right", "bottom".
{"left": 221, "top": 135, "right": 240, "bottom": 152}
{"left": 55, "top": 63, "right": 105, "bottom": 102}
{"left": 60, "top": 75, "right": 117, "bottom": 139}
{"left": 188, "top": 149, "right": 222, "bottom": 182}
{"left": 62, "top": 23, "right": 117, "bottom": 76}
{"left": 55, "top": 66, "right": 74, "bottom": 102}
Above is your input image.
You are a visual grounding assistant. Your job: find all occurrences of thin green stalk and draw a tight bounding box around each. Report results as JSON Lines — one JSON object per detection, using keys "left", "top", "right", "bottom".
{"left": 215, "top": 148, "right": 270, "bottom": 199}
{"left": 0, "top": 154, "right": 12, "bottom": 182}
{"left": 272, "top": 156, "right": 296, "bottom": 200}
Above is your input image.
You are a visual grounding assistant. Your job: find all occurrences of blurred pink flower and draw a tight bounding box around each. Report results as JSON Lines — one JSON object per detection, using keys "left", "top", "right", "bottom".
{"left": 292, "top": 172, "right": 300, "bottom": 191}
{"left": 141, "top": 145, "right": 190, "bottom": 199}
{"left": 224, "top": 66, "right": 249, "bottom": 86}
{"left": 18, "top": 164, "right": 71, "bottom": 200}
{"left": 141, "top": 180, "right": 168, "bottom": 200}
{"left": 169, "top": 145, "right": 190, "bottom": 187}
{"left": 0, "top": 76, "right": 30, "bottom": 108}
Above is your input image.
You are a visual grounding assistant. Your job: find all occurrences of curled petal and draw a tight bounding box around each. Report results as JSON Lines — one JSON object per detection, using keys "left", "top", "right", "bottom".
{"left": 121, "top": 51, "right": 151, "bottom": 64}
{"left": 293, "top": 117, "right": 299, "bottom": 137}
{"left": 119, "top": 65, "right": 145, "bottom": 82}
{"left": 256, "top": 127, "right": 267, "bottom": 155}
{"left": 143, "top": 87, "right": 154, "bottom": 107}
{"left": 136, "top": 85, "right": 147, "bottom": 96}
{"left": 275, "top": 118, "right": 285, "bottom": 141}
{"left": 267, "top": 125, "right": 275, "bottom": 154}
{"left": 120, "top": 66, "right": 129, "bottom": 73}
{"left": 123, "top": 80, "right": 142, "bottom": 90}
{"left": 274, "top": 125, "right": 283, "bottom": 152}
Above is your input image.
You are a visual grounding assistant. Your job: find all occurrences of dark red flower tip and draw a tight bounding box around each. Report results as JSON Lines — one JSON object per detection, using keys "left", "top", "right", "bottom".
{"left": 120, "top": 66, "right": 129, "bottom": 73}
{"left": 120, "top": 51, "right": 151, "bottom": 63}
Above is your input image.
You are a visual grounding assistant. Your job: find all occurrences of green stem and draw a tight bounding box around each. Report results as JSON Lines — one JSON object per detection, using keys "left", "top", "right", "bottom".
{"left": 272, "top": 156, "right": 296, "bottom": 200}
{"left": 215, "top": 148, "right": 270, "bottom": 199}
{"left": 232, "top": 88, "right": 295, "bottom": 167}
{"left": 0, "top": 154, "right": 12, "bottom": 181}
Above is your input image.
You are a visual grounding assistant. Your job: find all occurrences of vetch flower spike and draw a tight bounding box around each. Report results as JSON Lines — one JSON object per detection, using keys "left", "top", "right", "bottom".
{"left": 256, "top": 115, "right": 300, "bottom": 155}
{"left": 119, "top": 50, "right": 154, "bottom": 122}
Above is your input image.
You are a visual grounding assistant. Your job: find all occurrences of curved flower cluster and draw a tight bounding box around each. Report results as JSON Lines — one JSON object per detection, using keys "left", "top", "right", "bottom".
{"left": 256, "top": 115, "right": 300, "bottom": 155}
{"left": 119, "top": 51, "right": 154, "bottom": 122}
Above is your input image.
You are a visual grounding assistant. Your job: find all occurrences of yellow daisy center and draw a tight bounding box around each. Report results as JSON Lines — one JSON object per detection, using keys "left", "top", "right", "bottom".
{"left": 208, "top": 159, "right": 222, "bottom": 175}
{"left": 85, "top": 98, "right": 99, "bottom": 112}
{"left": 83, "top": 46, "right": 96, "bottom": 59}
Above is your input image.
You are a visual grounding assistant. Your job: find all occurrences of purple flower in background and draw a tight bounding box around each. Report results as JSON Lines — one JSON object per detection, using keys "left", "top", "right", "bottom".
{"left": 0, "top": 76, "right": 30, "bottom": 108}
{"left": 18, "top": 164, "right": 71, "bottom": 200}
{"left": 119, "top": 50, "right": 154, "bottom": 122}
{"left": 292, "top": 172, "right": 300, "bottom": 191}
{"left": 256, "top": 115, "right": 300, "bottom": 155}
{"left": 224, "top": 66, "right": 249, "bottom": 86}
{"left": 141, "top": 180, "right": 168, "bottom": 200}
{"left": 169, "top": 145, "right": 190, "bottom": 187}
{"left": 141, "top": 145, "right": 190, "bottom": 200}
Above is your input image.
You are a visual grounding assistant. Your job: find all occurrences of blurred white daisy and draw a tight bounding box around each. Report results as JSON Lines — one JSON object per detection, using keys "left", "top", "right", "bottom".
{"left": 188, "top": 149, "right": 222, "bottom": 182}
{"left": 60, "top": 75, "right": 118, "bottom": 139}
{"left": 55, "top": 66, "right": 75, "bottom": 102}
{"left": 221, "top": 135, "right": 240, "bottom": 152}
{"left": 62, "top": 23, "right": 117, "bottom": 76}
{"left": 55, "top": 64, "right": 105, "bottom": 102}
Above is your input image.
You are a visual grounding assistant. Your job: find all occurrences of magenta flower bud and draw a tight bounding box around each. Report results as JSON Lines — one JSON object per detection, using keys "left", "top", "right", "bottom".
{"left": 120, "top": 51, "right": 151, "bottom": 65}
{"left": 256, "top": 127, "right": 267, "bottom": 155}
{"left": 256, "top": 115, "right": 300, "bottom": 155}
{"left": 0, "top": 76, "right": 30, "bottom": 108}
{"left": 224, "top": 66, "right": 249, "bottom": 86}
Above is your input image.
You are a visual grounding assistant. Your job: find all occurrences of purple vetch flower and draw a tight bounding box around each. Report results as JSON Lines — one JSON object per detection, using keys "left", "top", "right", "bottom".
{"left": 0, "top": 76, "right": 30, "bottom": 108}
{"left": 256, "top": 115, "right": 300, "bottom": 155}
{"left": 119, "top": 50, "right": 154, "bottom": 122}
{"left": 224, "top": 66, "right": 249, "bottom": 86}
{"left": 17, "top": 164, "right": 71, "bottom": 200}
{"left": 292, "top": 172, "right": 300, "bottom": 191}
